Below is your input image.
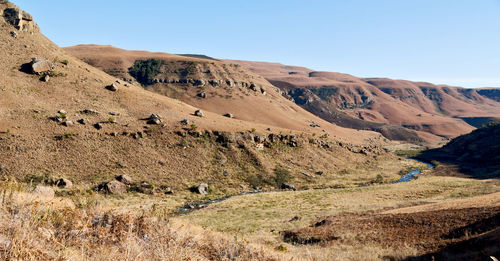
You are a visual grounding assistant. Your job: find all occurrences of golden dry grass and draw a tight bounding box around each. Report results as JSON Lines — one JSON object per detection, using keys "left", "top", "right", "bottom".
{"left": 180, "top": 175, "right": 500, "bottom": 260}
{"left": 0, "top": 181, "right": 284, "bottom": 261}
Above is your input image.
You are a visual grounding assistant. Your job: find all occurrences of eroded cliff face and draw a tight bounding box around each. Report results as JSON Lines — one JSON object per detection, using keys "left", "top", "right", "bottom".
{"left": 1, "top": 2, "right": 38, "bottom": 32}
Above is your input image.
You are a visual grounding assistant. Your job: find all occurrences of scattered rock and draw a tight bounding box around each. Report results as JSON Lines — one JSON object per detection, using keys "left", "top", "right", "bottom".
{"left": 180, "top": 119, "right": 190, "bottom": 125}
{"left": 224, "top": 113, "right": 234, "bottom": 118}
{"left": 301, "top": 172, "right": 312, "bottom": 178}
{"left": 109, "top": 112, "right": 120, "bottom": 116}
{"left": 94, "top": 123, "right": 103, "bottom": 130}
{"left": 289, "top": 216, "right": 301, "bottom": 222}
{"left": 81, "top": 109, "right": 99, "bottom": 115}
{"left": 222, "top": 170, "right": 228, "bottom": 176}
{"left": 115, "top": 174, "right": 132, "bottom": 185}
{"left": 194, "top": 79, "right": 206, "bottom": 86}
{"left": 163, "top": 186, "right": 174, "bottom": 194}
{"left": 40, "top": 74, "right": 50, "bottom": 82}
{"left": 194, "top": 110, "right": 204, "bottom": 117}
{"left": 105, "top": 83, "right": 118, "bottom": 92}
{"left": 138, "top": 182, "right": 154, "bottom": 194}
{"left": 10, "top": 31, "right": 17, "bottom": 38}
{"left": 58, "top": 110, "right": 67, "bottom": 114}
{"left": 62, "top": 120, "right": 73, "bottom": 127}
{"left": 197, "top": 92, "right": 207, "bottom": 98}
{"left": 99, "top": 180, "right": 127, "bottom": 194}
{"left": 315, "top": 171, "right": 324, "bottom": 176}
{"left": 55, "top": 178, "right": 73, "bottom": 188}
{"left": 313, "top": 219, "right": 332, "bottom": 227}
{"left": 29, "top": 58, "right": 54, "bottom": 74}
{"left": 77, "top": 118, "right": 87, "bottom": 125}
{"left": 195, "top": 183, "right": 209, "bottom": 194}
{"left": 281, "top": 183, "right": 296, "bottom": 191}
{"left": 147, "top": 114, "right": 162, "bottom": 125}
{"left": 32, "top": 185, "right": 55, "bottom": 198}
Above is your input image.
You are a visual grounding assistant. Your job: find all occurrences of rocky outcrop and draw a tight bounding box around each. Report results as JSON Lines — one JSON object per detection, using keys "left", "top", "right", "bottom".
{"left": 2, "top": 4, "right": 37, "bottom": 32}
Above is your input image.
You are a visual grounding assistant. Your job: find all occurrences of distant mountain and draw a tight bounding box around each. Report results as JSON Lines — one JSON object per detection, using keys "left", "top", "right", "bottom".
{"left": 227, "top": 60, "right": 500, "bottom": 142}
{"left": 64, "top": 45, "right": 366, "bottom": 138}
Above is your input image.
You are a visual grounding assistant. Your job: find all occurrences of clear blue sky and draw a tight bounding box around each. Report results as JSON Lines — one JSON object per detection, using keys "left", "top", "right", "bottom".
{"left": 13, "top": 0, "right": 500, "bottom": 87}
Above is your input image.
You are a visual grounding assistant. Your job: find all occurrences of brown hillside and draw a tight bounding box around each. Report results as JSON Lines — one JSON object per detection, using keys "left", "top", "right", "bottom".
{"left": 419, "top": 123, "right": 500, "bottom": 179}
{"left": 228, "top": 60, "right": 500, "bottom": 141}
{"left": 0, "top": 2, "right": 392, "bottom": 195}
{"left": 64, "top": 44, "right": 369, "bottom": 139}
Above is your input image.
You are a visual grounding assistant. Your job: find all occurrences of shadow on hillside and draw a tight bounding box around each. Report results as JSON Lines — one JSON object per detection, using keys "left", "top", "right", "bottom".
{"left": 19, "top": 62, "right": 32, "bottom": 74}
{"left": 403, "top": 228, "right": 500, "bottom": 261}
{"left": 417, "top": 148, "right": 500, "bottom": 180}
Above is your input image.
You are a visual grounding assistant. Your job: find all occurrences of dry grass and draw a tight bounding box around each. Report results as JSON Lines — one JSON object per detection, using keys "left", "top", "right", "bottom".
{"left": 0, "top": 181, "right": 283, "bottom": 261}
{"left": 181, "top": 175, "right": 500, "bottom": 260}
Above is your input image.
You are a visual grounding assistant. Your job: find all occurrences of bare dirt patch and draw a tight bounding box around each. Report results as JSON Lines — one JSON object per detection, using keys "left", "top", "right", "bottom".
{"left": 283, "top": 206, "right": 500, "bottom": 257}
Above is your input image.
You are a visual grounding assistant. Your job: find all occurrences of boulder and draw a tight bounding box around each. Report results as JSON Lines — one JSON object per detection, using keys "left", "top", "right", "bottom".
{"left": 55, "top": 178, "right": 73, "bottom": 188}
{"left": 105, "top": 83, "right": 118, "bottom": 92}
{"left": 197, "top": 92, "right": 207, "bottom": 98}
{"left": 100, "top": 180, "right": 127, "bottom": 194}
{"left": 223, "top": 113, "right": 234, "bottom": 118}
{"left": 115, "top": 174, "right": 132, "bottom": 185}
{"left": 281, "top": 183, "right": 296, "bottom": 191}
{"left": 32, "top": 185, "right": 55, "bottom": 198}
{"left": 29, "top": 58, "right": 54, "bottom": 74}
{"left": 40, "top": 74, "right": 50, "bottom": 82}
{"left": 62, "top": 120, "right": 73, "bottom": 127}
{"left": 81, "top": 109, "right": 99, "bottom": 115}
{"left": 194, "top": 110, "right": 204, "bottom": 117}
{"left": 10, "top": 31, "right": 17, "bottom": 38}
{"left": 94, "top": 123, "right": 103, "bottom": 130}
{"left": 147, "top": 114, "right": 162, "bottom": 125}
{"left": 77, "top": 118, "right": 87, "bottom": 125}
{"left": 196, "top": 183, "right": 209, "bottom": 194}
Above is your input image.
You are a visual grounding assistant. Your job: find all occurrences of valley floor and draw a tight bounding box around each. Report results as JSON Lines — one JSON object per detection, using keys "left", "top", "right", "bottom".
{"left": 1, "top": 160, "right": 499, "bottom": 260}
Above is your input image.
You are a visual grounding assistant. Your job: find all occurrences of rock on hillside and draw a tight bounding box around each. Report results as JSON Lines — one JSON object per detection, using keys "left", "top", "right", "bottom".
{"left": 63, "top": 45, "right": 383, "bottom": 139}
{"left": 0, "top": 2, "right": 392, "bottom": 195}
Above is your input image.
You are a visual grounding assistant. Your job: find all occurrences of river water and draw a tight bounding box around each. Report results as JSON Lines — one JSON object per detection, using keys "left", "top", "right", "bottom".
{"left": 179, "top": 159, "right": 435, "bottom": 214}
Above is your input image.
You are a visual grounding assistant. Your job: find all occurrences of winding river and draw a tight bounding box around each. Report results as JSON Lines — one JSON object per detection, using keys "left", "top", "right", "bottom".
{"left": 178, "top": 159, "right": 435, "bottom": 215}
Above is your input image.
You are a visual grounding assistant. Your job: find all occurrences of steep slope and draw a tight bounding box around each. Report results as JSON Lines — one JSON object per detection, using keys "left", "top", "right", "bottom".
{"left": 0, "top": 2, "right": 394, "bottom": 194}
{"left": 64, "top": 44, "right": 359, "bottom": 137}
{"left": 419, "top": 123, "right": 500, "bottom": 179}
{"left": 229, "top": 60, "right": 500, "bottom": 141}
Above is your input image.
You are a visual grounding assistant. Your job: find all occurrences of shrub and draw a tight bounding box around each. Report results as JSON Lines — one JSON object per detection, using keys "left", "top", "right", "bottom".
{"left": 128, "top": 59, "right": 163, "bottom": 85}
{"left": 60, "top": 60, "right": 69, "bottom": 65}
{"left": 274, "top": 167, "right": 291, "bottom": 187}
